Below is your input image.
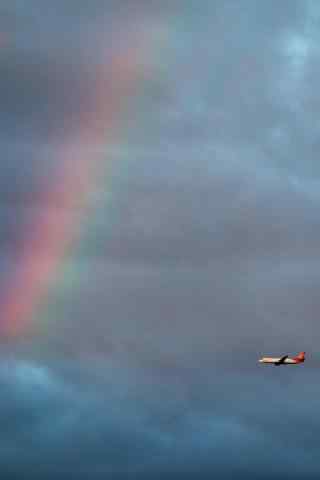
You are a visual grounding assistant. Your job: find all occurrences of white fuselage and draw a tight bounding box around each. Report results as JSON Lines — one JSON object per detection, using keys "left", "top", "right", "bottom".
{"left": 259, "top": 357, "right": 297, "bottom": 364}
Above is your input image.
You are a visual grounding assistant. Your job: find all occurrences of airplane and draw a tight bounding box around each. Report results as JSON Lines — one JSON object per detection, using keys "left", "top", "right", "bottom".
{"left": 258, "top": 351, "right": 305, "bottom": 366}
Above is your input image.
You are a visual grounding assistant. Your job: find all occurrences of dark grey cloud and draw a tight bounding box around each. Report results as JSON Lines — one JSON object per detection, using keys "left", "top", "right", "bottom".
{"left": 0, "top": 361, "right": 319, "bottom": 478}
{"left": 0, "top": 358, "right": 319, "bottom": 479}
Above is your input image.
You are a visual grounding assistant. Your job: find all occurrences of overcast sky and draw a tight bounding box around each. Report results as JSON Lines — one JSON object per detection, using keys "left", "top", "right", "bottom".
{"left": 1, "top": 1, "right": 320, "bottom": 478}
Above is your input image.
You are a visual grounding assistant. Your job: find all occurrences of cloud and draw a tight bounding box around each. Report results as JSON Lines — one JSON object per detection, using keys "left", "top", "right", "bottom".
{"left": 0, "top": 358, "right": 318, "bottom": 478}
{"left": 1, "top": 1, "right": 320, "bottom": 479}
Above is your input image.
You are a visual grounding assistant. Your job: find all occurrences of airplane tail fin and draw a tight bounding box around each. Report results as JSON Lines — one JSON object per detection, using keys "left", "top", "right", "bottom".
{"left": 294, "top": 351, "right": 305, "bottom": 362}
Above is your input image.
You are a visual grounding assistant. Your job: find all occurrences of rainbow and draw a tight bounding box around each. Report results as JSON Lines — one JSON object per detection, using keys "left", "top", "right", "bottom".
{"left": 1, "top": 30, "right": 153, "bottom": 338}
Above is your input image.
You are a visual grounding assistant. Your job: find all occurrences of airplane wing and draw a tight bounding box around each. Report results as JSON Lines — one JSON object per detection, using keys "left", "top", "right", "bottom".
{"left": 275, "top": 355, "right": 288, "bottom": 365}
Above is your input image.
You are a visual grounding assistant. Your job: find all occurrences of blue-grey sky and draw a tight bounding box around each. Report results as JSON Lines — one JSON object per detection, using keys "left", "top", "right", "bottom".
{"left": 1, "top": 1, "right": 320, "bottom": 478}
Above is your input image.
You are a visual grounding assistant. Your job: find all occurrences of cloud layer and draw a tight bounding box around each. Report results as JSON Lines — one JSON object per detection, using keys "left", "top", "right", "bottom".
{"left": 1, "top": 1, "right": 320, "bottom": 478}
{"left": 0, "top": 358, "right": 319, "bottom": 479}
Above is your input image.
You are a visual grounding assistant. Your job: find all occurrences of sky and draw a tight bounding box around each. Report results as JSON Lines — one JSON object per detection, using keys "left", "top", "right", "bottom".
{"left": 0, "top": 1, "right": 320, "bottom": 478}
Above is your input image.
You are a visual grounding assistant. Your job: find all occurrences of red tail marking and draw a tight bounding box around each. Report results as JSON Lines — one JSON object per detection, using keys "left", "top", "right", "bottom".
{"left": 294, "top": 351, "right": 305, "bottom": 362}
